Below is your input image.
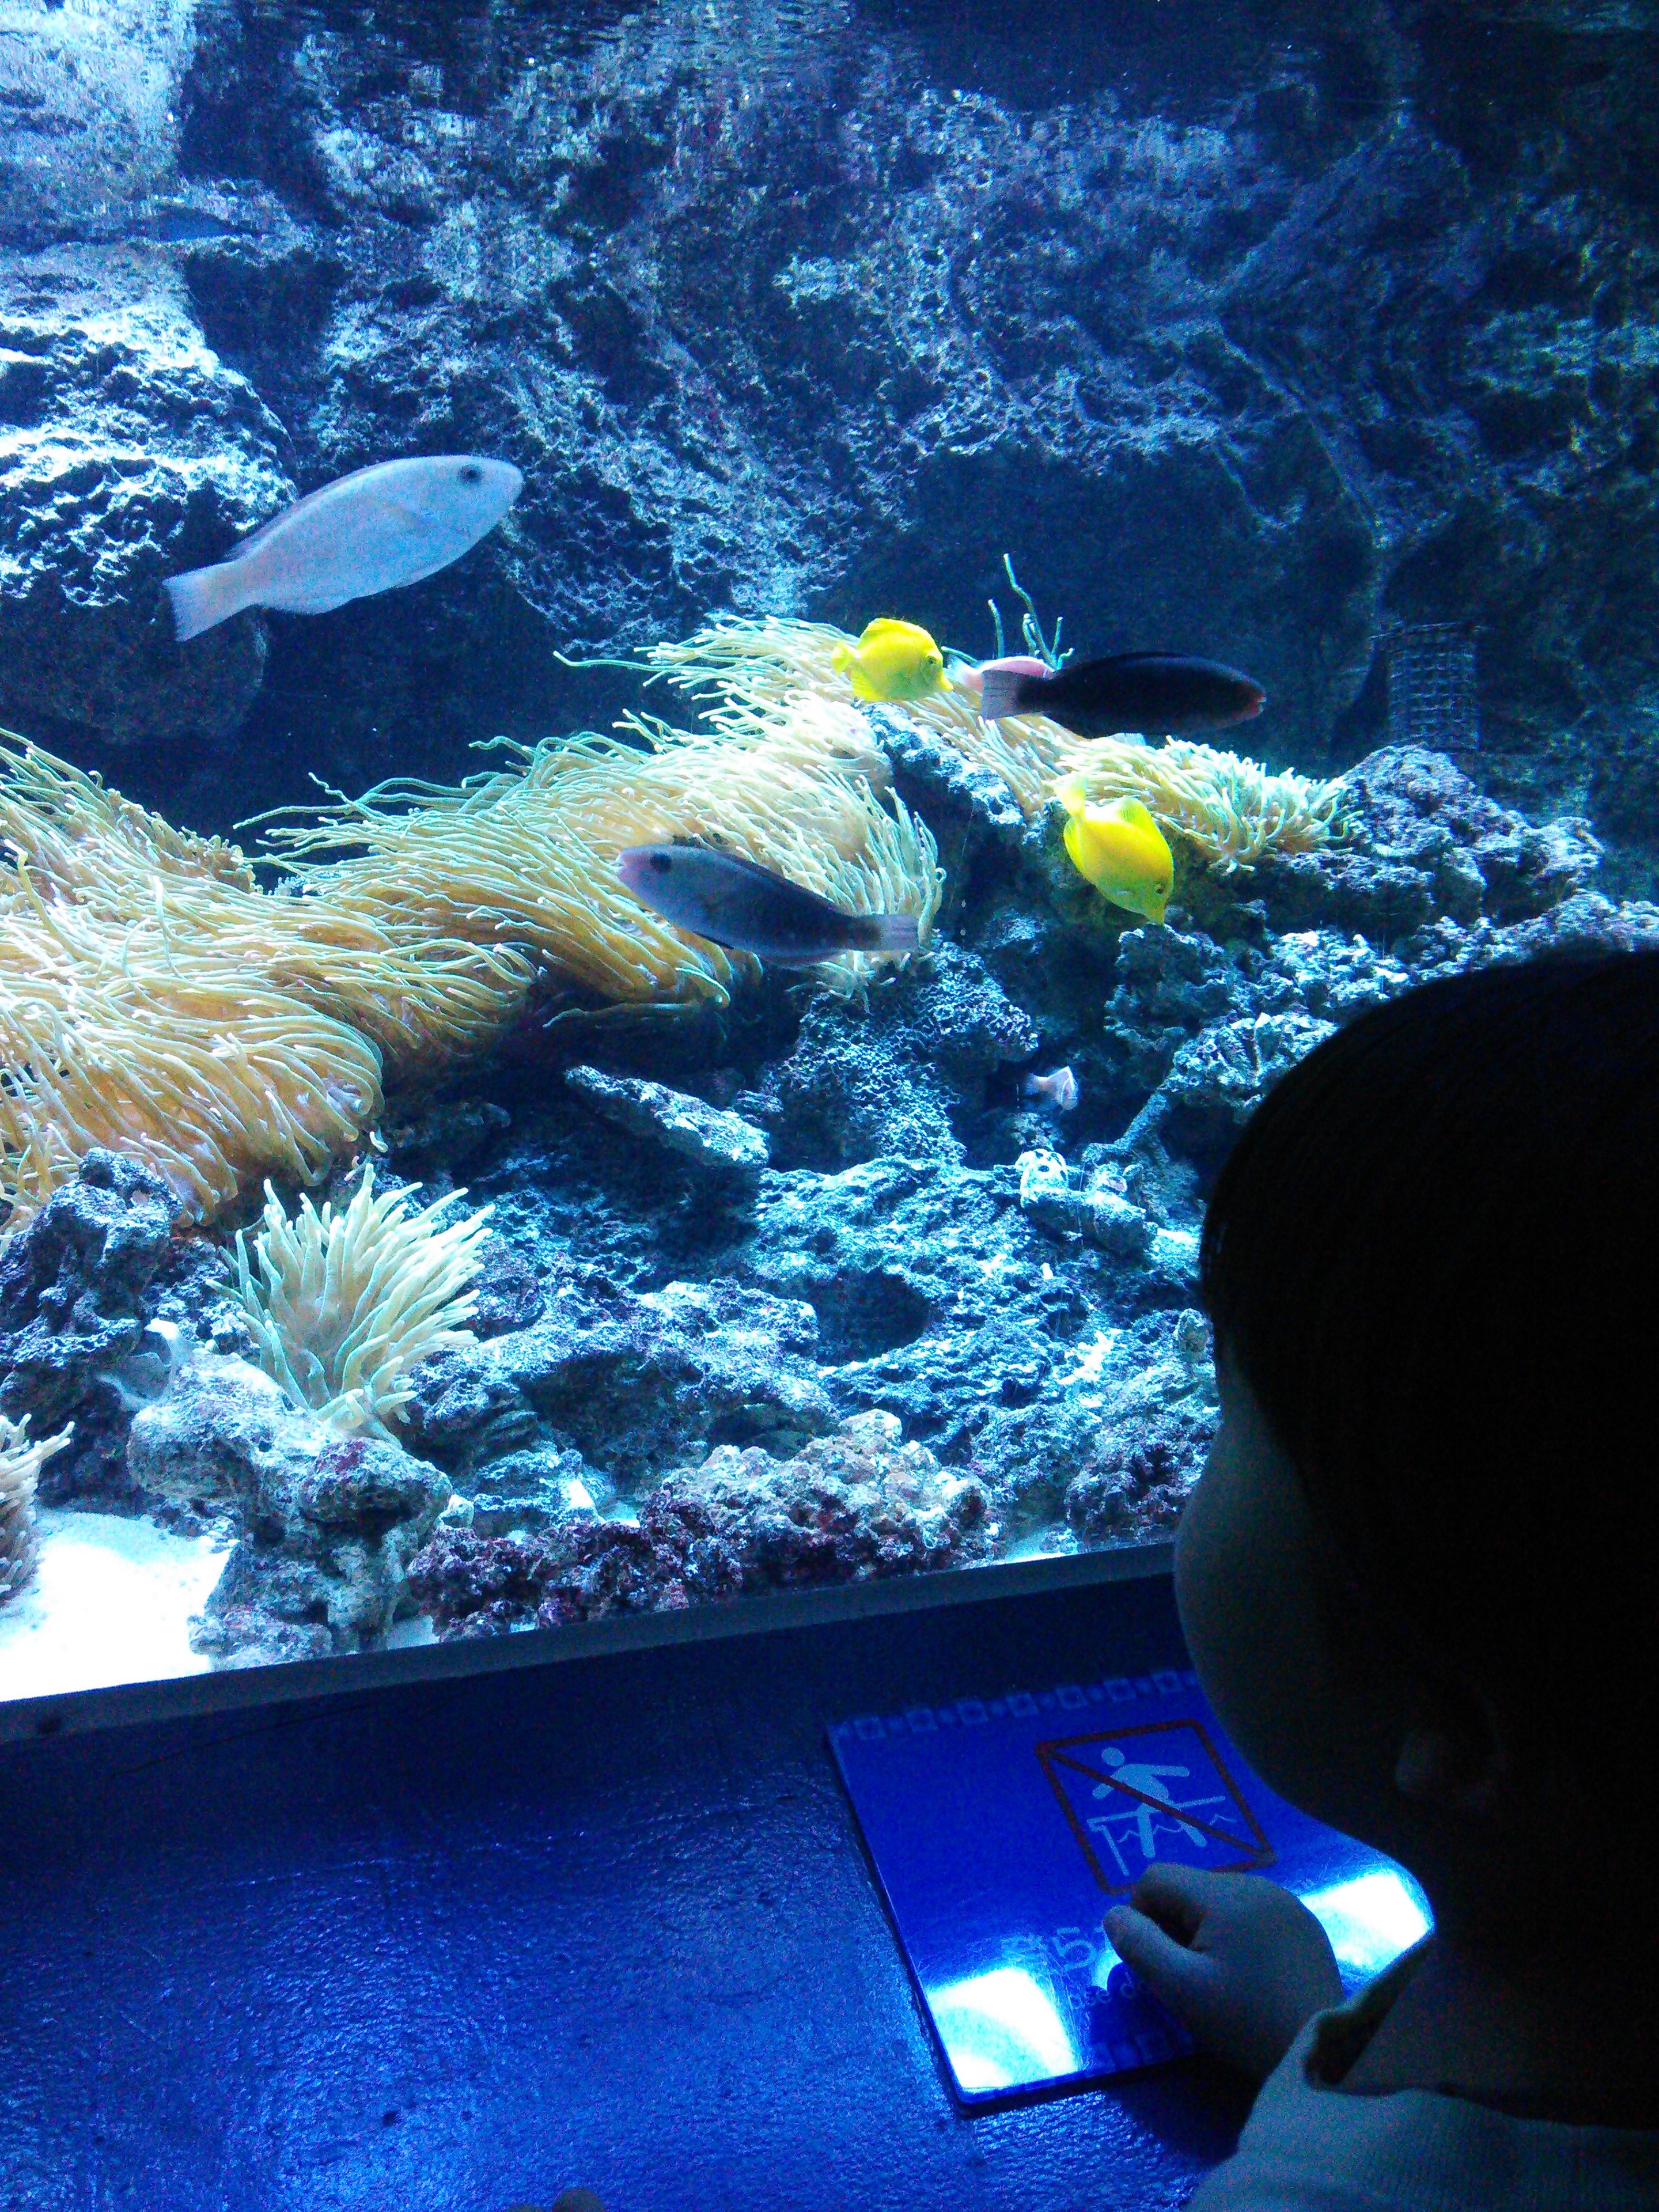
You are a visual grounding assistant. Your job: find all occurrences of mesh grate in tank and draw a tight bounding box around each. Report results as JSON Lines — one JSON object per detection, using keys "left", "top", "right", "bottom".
{"left": 1385, "top": 623, "right": 1479, "bottom": 751}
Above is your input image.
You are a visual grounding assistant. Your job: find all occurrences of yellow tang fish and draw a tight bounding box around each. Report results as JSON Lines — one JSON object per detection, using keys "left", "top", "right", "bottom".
{"left": 831, "top": 618, "right": 950, "bottom": 703}
{"left": 1055, "top": 773, "right": 1174, "bottom": 926}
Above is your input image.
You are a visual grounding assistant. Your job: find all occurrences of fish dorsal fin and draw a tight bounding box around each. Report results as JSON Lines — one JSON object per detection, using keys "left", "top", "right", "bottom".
{"left": 1054, "top": 772, "right": 1088, "bottom": 816}
{"left": 1113, "top": 797, "right": 1161, "bottom": 837}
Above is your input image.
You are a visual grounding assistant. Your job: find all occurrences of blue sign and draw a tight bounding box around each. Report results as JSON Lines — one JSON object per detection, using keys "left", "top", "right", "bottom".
{"left": 831, "top": 1668, "right": 1430, "bottom": 2105}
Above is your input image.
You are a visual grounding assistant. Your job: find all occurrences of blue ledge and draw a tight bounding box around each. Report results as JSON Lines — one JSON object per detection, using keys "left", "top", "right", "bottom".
{"left": 0, "top": 1552, "right": 1248, "bottom": 2212}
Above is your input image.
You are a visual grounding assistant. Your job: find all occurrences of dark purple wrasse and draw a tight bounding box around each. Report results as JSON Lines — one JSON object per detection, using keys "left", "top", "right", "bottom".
{"left": 618, "top": 844, "right": 920, "bottom": 965}
{"left": 977, "top": 652, "right": 1266, "bottom": 738}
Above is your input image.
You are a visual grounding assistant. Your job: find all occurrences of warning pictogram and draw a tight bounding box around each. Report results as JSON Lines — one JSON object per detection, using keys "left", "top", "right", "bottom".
{"left": 1036, "top": 1722, "right": 1275, "bottom": 1894}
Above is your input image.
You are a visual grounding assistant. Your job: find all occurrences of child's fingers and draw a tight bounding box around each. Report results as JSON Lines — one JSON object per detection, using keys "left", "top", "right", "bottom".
{"left": 1126, "top": 1858, "right": 1219, "bottom": 1939}
{"left": 1104, "top": 1902, "right": 1215, "bottom": 2012}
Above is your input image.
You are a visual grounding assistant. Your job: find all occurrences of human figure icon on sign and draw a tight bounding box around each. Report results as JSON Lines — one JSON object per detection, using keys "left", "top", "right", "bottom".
{"left": 1093, "top": 1744, "right": 1206, "bottom": 1859}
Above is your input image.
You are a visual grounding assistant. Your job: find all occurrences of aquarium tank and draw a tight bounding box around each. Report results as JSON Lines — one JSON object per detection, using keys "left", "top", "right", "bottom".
{"left": 1, "top": 0, "right": 1654, "bottom": 1707}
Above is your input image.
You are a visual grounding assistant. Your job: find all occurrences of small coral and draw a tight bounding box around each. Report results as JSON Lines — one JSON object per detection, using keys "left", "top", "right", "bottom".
{"left": 232, "top": 1168, "right": 493, "bottom": 1439}
{"left": 0, "top": 1411, "right": 71, "bottom": 1604}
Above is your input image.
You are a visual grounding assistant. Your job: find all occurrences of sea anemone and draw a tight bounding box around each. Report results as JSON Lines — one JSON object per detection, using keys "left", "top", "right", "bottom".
{"left": 647, "top": 619, "right": 1347, "bottom": 869}
{"left": 262, "top": 696, "right": 942, "bottom": 1009}
{"left": 0, "top": 1412, "right": 71, "bottom": 1605}
{"left": 0, "top": 871, "right": 384, "bottom": 1225}
{"left": 0, "top": 741, "right": 537, "bottom": 1070}
{"left": 232, "top": 1168, "right": 493, "bottom": 1439}
{"left": 0, "top": 736, "right": 532, "bottom": 1221}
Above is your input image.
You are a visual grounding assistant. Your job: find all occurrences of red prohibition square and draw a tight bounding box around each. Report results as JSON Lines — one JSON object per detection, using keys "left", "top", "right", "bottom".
{"left": 1036, "top": 1721, "right": 1276, "bottom": 1895}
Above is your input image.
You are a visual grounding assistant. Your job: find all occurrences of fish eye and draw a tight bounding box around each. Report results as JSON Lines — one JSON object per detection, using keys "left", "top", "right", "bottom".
{"left": 648, "top": 852, "right": 672, "bottom": 874}
{"left": 459, "top": 462, "right": 483, "bottom": 485}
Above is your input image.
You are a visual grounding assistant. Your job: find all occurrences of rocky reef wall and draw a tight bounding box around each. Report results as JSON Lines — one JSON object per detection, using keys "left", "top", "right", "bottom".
{"left": 3, "top": 1, "right": 1658, "bottom": 868}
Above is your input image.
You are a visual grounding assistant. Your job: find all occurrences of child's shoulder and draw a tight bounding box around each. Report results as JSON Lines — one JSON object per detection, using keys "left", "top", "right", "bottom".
{"left": 1186, "top": 1995, "right": 1659, "bottom": 2212}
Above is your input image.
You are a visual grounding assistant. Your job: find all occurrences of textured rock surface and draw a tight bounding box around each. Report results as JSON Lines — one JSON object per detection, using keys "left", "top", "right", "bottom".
{"left": 737, "top": 940, "right": 1040, "bottom": 1171}
{"left": 566, "top": 1065, "right": 770, "bottom": 1178}
{"left": 399, "top": 1262, "right": 836, "bottom": 1486}
{"left": 1252, "top": 745, "right": 1603, "bottom": 942}
{"left": 0, "top": 266, "right": 285, "bottom": 753}
{"left": 407, "top": 1410, "right": 995, "bottom": 1641}
{"left": 128, "top": 1352, "right": 452, "bottom": 1666}
{"left": 0, "top": 1150, "right": 180, "bottom": 1506}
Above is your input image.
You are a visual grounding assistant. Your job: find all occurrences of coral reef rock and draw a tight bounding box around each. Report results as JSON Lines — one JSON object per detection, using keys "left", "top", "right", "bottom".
{"left": 0, "top": 1150, "right": 180, "bottom": 1508}
{"left": 566, "top": 1066, "right": 770, "bottom": 1180}
{"left": 408, "top": 1411, "right": 995, "bottom": 1641}
{"left": 0, "top": 275, "right": 283, "bottom": 755}
{"left": 1063, "top": 1310, "right": 1219, "bottom": 1547}
{"left": 1255, "top": 747, "right": 1602, "bottom": 942}
{"left": 740, "top": 941, "right": 1039, "bottom": 1172}
{"left": 128, "top": 1353, "right": 452, "bottom": 1667}
{"left": 400, "top": 1263, "right": 836, "bottom": 1486}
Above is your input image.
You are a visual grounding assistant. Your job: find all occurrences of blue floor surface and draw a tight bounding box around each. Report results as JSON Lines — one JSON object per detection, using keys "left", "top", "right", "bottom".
{"left": 0, "top": 1565, "right": 1247, "bottom": 2212}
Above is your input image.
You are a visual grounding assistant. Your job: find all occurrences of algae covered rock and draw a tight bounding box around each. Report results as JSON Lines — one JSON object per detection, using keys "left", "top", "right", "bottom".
{"left": 407, "top": 1410, "right": 996, "bottom": 1641}
{"left": 128, "top": 1351, "right": 452, "bottom": 1666}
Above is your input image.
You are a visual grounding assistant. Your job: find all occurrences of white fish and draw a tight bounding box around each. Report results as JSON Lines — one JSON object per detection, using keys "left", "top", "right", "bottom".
{"left": 1022, "top": 1065, "right": 1080, "bottom": 1111}
{"left": 164, "top": 454, "right": 524, "bottom": 642}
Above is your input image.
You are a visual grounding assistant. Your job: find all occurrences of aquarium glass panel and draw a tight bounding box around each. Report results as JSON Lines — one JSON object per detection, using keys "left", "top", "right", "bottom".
{"left": 1, "top": 1, "right": 1649, "bottom": 1706}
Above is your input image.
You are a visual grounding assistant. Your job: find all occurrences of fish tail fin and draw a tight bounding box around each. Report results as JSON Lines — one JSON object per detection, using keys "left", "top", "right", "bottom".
{"left": 976, "top": 668, "right": 1026, "bottom": 721}
{"left": 164, "top": 561, "right": 251, "bottom": 642}
{"left": 861, "top": 912, "right": 921, "bottom": 957}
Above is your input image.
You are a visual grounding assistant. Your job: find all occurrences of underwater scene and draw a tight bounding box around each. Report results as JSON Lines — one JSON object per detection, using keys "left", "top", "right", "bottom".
{"left": 2, "top": 1, "right": 1657, "bottom": 1701}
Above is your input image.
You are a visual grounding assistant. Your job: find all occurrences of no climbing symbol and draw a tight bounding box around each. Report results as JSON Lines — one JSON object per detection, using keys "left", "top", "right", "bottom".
{"left": 1035, "top": 1722, "right": 1275, "bottom": 1894}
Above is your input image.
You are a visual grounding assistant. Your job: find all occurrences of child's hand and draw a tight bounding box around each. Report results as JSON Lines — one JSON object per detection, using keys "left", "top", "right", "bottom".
{"left": 1104, "top": 1865, "right": 1343, "bottom": 2080}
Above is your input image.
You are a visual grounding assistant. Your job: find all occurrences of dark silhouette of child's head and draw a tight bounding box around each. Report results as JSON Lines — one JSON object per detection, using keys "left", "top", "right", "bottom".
{"left": 1196, "top": 953, "right": 1657, "bottom": 1888}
